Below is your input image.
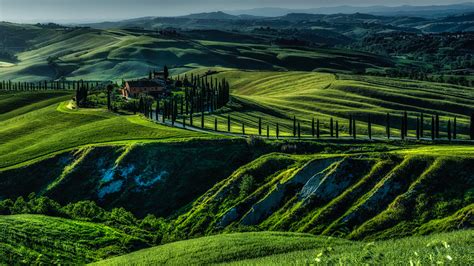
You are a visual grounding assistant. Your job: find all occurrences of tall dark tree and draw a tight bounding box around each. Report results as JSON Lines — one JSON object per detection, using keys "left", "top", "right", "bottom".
{"left": 242, "top": 123, "right": 245, "bottom": 135}
{"left": 227, "top": 115, "right": 231, "bottom": 132}
{"left": 471, "top": 114, "right": 474, "bottom": 140}
{"left": 353, "top": 119, "right": 356, "bottom": 139}
{"left": 215, "top": 117, "right": 218, "bottom": 131}
{"left": 312, "top": 118, "right": 315, "bottom": 137}
{"left": 155, "top": 100, "right": 160, "bottom": 120}
{"left": 453, "top": 117, "right": 457, "bottom": 140}
{"left": 403, "top": 111, "right": 408, "bottom": 137}
{"left": 368, "top": 115, "right": 372, "bottom": 140}
{"left": 416, "top": 117, "right": 420, "bottom": 140}
{"left": 435, "top": 114, "right": 440, "bottom": 139}
{"left": 386, "top": 113, "right": 391, "bottom": 139}
{"left": 431, "top": 116, "right": 435, "bottom": 140}
{"left": 330, "top": 118, "right": 334, "bottom": 137}
{"left": 163, "top": 65, "right": 169, "bottom": 81}
{"left": 447, "top": 119, "right": 452, "bottom": 141}
{"left": 336, "top": 121, "right": 339, "bottom": 138}
{"left": 267, "top": 124, "right": 270, "bottom": 139}
{"left": 349, "top": 115, "right": 353, "bottom": 136}
{"left": 401, "top": 115, "right": 405, "bottom": 140}
{"left": 420, "top": 113, "right": 424, "bottom": 138}
{"left": 293, "top": 116, "right": 296, "bottom": 137}
{"left": 258, "top": 117, "right": 262, "bottom": 136}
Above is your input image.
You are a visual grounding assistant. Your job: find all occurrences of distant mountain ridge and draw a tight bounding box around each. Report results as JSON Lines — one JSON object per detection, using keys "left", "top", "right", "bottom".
{"left": 226, "top": 2, "right": 474, "bottom": 18}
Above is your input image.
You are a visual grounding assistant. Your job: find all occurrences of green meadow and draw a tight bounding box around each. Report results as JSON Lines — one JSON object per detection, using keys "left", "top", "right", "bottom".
{"left": 94, "top": 230, "right": 473, "bottom": 265}
{"left": 181, "top": 68, "right": 474, "bottom": 138}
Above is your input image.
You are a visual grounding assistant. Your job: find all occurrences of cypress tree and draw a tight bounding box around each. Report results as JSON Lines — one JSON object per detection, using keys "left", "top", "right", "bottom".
{"left": 420, "top": 113, "right": 424, "bottom": 138}
{"left": 471, "top": 114, "right": 474, "bottom": 140}
{"left": 242, "top": 123, "right": 245, "bottom": 135}
{"left": 453, "top": 117, "right": 457, "bottom": 140}
{"left": 431, "top": 116, "right": 435, "bottom": 140}
{"left": 353, "top": 119, "right": 356, "bottom": 139}
{"left": 183, "top": 115, "right": 186, "bottom": 128}
{"left": 368, "top": 115, "right": 372, "bottom": 140}
{"left": 435, "top": 114, "right": 440, "bottom": 139}
{"left": 317, "top": 119, "right": 320, "bottom": 138}
{"left": 190, "top": 110, "right": 193, "bottom": 126}
{"left": 401, "top": 115, "right": 405, "bottom": 140}
{"left": 155, "top": 100, "right": 160, "bottom": 120}
{"left": 349, "top": 115, "right": 353, "bottom": 136}
{"left": 293, "top": 116, "right": 296, "bottom": 137}
{"left": 267, "top": 124, "right": 270, "bottom": 139}
{"left": 447, "top": 119, "right": 452, "bottom": 141}
{"left": 227, "top": 115, "right": 231, "bottom": 132}
{"left": 336, "top": 121, "right": 339, "bottom": 138}
{"left": 215, "top": 117, "right": 218, "bottom": 131}
{"left": 404, "top": 111, "right": 408, "bottom": 137}
{"left": 258, "top": 117, "right": 262, "bottom": 136}
{"left": 386, "top": 113, "right": 391, "bottom": 139}
{"left": 276, "top": 123, "right": 279, "bottom": 139}
{"left": 312, "top": 118, "right": 315, "bottom": 137}
{"left": 416, "top": 117, "right": 420, "bottom": 140}
{"left": 330, "top": 118, "right": 334, "bottom": 137}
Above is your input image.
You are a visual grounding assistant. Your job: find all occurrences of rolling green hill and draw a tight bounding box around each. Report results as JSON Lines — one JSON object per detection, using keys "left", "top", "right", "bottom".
{"left": 0, "top": 92, "right": 216, "bottom": 169}
{"left": 0, "top": 214, "right": 147, "bottom": 264}
{"left": 93, "top": 230, "right": 473, "bottom": 265}
{"left": 172, "top": 148, "right": 474, "bottom": 240}
{"left": 183, "top": 69, "right": 474, "bottom": 138}
{"left": 0, "top": 23, "right": 392, "bottom": 81}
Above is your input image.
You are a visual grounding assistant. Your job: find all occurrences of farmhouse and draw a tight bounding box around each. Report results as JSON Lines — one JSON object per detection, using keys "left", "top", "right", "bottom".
{"left": 121, "top": 78, "right": 167, "bottom": 98}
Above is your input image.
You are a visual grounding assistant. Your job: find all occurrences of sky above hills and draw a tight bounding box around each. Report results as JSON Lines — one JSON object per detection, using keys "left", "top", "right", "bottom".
{"left": 0, "top": 0, "right": 471, "bottom": 23}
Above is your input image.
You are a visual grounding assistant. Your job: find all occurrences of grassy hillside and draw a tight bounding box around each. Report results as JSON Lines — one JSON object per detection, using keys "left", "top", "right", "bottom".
{"left": 0, "top": 139, "right": 266, "bottom": 217}
{"left": 173, "top": 147, "right": 474, "bottom": 240}
{"left": 183, "top": 69, "right": 474, "bottom": 138}
{"left": 0, "top": 92, "right": 218, "bottom": 169}
{"left": 0, "top": 214, "right": 146, "bottom": 264}
{"left": 0, "top": 23, "right": 391, "bottom": 81}
{"left": 94, "top": 230, "right": 473, "bottom": 265}
{"left": 0, "top": 91, "right": 72, "bottom": 121}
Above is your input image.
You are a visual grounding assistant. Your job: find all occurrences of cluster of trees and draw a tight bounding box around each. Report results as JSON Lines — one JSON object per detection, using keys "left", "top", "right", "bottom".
{"left": 176, "top": 73, "right": 230, "bottom": 113}
{"left": 369, "top": 69, "right": 472, "bottom": 87}
{"left": 349, "top": 32, "right": 474, "bottom": 85}
{"left": 0, "top": 80, "right": 101, "bottom": 91}
{"left": 0, "top": 193, "right": 169, "bottom": 246}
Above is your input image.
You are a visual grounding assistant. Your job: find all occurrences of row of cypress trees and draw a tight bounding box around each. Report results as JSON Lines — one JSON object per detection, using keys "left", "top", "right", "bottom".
{"left": 161, "top": 111, "right": 474, "bottom": 141}
{"left": 0, "top": 80, "right": 100, "bottom": 91}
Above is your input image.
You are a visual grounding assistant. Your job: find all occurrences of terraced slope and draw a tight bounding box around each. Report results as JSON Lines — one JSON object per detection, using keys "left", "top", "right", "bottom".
{"left": 185, "top": 69, "right": 474, "bottom": 138}
{"left": 0, "top": 214, "right": 146, "bottom": 264}
{"left": 94, "top": 230, "right": 474, "bottom": 265}
{"left": 173, "top": 147, "right": 474, "bottom": 240}
{"left": 0, "top": 23, "right": 391, "bottom": 81}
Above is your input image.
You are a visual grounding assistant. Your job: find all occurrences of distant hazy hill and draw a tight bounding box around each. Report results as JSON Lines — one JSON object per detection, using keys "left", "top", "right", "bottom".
{"left": 227, "top": 3, "right": 474, "bottom": 18}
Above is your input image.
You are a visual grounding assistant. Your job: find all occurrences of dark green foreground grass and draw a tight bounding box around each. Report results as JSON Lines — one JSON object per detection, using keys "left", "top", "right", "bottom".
{"left": 93, "top": 230, "right": 473, "bottom": 265}
{"left": 0, "top": 214, "right": 145, "bottom": 264}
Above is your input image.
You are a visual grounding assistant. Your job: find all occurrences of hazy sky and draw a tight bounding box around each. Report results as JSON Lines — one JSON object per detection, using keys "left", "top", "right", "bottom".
{"left": 0, "top": 0, "right": 470, "bottom": 23}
